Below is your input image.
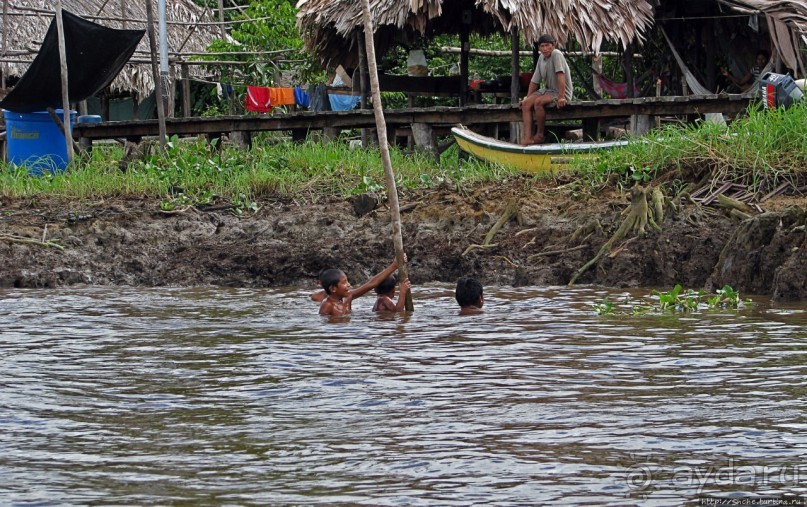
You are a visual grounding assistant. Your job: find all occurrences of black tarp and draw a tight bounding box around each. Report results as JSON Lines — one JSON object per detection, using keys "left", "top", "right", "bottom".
{"left": 0, "top": 10, "right": 144, "bottom": 113}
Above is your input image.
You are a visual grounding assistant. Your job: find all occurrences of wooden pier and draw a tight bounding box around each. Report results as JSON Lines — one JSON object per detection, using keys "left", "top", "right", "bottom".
{"left": 72, "top": 94, "right": 753, "bottom": 148}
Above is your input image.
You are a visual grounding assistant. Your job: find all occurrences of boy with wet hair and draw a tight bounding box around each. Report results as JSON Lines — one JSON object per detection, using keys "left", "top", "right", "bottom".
{"left": 311, "top": 268, "right": 327, "bottom": 303}
{"left": 372, "top": 275, "right": 412, "bottom": 313}
{"left": 319, "top": 254, "right": 406, "bottom": 316}
{"left": 455, "top": 276, "right": 484, "bottom": 315}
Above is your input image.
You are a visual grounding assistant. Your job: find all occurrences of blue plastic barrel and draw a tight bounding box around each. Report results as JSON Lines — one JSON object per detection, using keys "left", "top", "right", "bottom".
{"left": 3, "top": 109, "right": 76, "bottom": 175}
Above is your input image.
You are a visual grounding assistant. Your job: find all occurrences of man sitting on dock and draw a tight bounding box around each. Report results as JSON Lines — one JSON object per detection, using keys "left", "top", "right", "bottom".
{"left": 519, "top": 34, "right": 573, "bottom": 145}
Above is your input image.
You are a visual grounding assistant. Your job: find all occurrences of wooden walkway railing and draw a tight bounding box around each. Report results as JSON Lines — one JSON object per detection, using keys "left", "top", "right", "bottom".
{"left": 72, "top": 94, "right": 753, "bottom": 148}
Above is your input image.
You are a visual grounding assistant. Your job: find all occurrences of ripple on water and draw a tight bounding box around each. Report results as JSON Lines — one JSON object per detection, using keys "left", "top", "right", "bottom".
{"left": 1, "top": 285, "right": 806, "bottom": 505}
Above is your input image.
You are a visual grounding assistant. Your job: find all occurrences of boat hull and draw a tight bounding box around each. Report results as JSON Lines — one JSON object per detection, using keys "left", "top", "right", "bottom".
{"left": 451, "top": 126, "right": 628, "bottom": 174}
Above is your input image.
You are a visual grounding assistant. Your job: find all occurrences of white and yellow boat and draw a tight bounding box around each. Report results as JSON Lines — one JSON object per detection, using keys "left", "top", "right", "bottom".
{"left": 451, "top": 125, "right": 629, "bottom": 174}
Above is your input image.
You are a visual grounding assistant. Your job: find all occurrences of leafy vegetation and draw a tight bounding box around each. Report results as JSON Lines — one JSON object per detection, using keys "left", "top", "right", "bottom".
{"left": 578, "top": 101, "right": 807, "bottom": 191}
{"left": 594, "top": 284, "right": 749, "bottom": 315}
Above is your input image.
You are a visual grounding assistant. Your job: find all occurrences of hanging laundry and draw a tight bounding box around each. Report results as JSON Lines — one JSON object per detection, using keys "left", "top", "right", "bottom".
{"left": 328, "top": 94, "right": 360, "bottom": 111}
{"left": 294, "top": 87, "right": 310, "bottom": 108}
{"left": 596, "top": 74, "right": 640, "bottom": 99}
{"left": 245, "top": 86, "right": 272, "bottom": 113}
{"left": 309, "top": 83, "right": 329, "bottom": 112}
{"left": 268, "top": 87, "right": 296, "bottom": 107}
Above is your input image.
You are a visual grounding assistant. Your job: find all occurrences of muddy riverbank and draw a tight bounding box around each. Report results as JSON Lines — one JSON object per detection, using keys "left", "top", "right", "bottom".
{"left": 1, "top": 178, "right": 805, "bottom": 300}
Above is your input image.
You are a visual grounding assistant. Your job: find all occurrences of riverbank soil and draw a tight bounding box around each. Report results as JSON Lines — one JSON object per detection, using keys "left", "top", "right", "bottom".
{"left": 1, "top": 177, "right": 805, "bottom": 300}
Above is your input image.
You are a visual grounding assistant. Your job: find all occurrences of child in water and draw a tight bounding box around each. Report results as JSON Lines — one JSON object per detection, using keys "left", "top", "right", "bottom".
{"left": 455, "top": 276, "right": 483, "bottom": 315}
{"left": 372, "top": 275, "right": 412, "bottom": 312}
{"left": 319, "top": 254, "right": 406, "bottom": 316}
{"left": 311, "top": 269, "right": 327, "bottom": 303}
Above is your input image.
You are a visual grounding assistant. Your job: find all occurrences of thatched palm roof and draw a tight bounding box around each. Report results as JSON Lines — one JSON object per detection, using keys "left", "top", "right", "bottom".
{"left": 1, "top": 0, "right": 221, "bottom": 98}
{"left": 720, "top": 0, "right": 807, "bottom": 36}
{"left": 296, "top": 0, "right": 655, "bottom": 68}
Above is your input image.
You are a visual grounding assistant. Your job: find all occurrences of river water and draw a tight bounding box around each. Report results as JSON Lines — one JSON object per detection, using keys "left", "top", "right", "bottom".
{"left": 1, "top": 285, "right": 806, "bottom": 505}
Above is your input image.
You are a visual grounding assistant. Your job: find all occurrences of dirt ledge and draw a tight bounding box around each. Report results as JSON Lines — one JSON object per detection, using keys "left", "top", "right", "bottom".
{"left": 1, "top": 179, "right": 805, "bottom": 301}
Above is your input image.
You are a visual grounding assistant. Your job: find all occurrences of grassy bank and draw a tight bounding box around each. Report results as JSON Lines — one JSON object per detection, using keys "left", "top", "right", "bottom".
{"left": 577, "top": 102, "right": 807, "bottom": 190}
{"left": 1, "top": 102, "right": 805, "bottom": 206}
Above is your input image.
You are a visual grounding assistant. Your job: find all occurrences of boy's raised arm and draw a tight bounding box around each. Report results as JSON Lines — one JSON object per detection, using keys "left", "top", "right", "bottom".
{"left": 352, "top": 254, "right": 406, "bottom": 299}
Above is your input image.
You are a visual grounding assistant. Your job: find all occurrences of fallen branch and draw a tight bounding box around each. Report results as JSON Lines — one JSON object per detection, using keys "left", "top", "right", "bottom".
{"left": 515, "top": 227, "right": 538, "bottom": 237}
{"left": 462, "top": 243, "right": 498, "bottom": 256}
{"left": 717, "top": 194, "right": 753, "bottom": 214}
{"left": 528, "top": 243, "right": 588, "bottom": 260}
{"left": 729, "top": 209, "right": 751, "bottom": 221}
{"left": 0, "top": 234, "right": 65, "bottom": 250}
{"left": 497, "top": 255, "right": 519, "bottom": 267}
{"left": 159, "top": 206, "right": 193, "bottom": 215}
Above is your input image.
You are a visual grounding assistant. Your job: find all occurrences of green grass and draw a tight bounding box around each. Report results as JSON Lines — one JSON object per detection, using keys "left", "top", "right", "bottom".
{"left": 0, "top": 133, "right": 517, "bottom": 203}
{"left": 577, "top": 101, "right": 807, "bottom": 190}
{"left": 2, "top": 102, "right": 805, "bottom": 204}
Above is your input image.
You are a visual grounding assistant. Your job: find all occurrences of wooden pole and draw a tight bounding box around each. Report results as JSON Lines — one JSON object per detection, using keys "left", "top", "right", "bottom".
{"left": 217, "top": 0, "right": 226, "bottom": 39}
{"left": 181, "top": 63, "right": 191, "bottom": 117}
{"left": 145, "top": 0, "right": 167, "bottom": 149}
{"left": 356, "top": 31, "right": 369, "bottom": 149}
{"left": 2, "top": 0, "right": 9, "bottom": 89}
{"left": 509, "top": 27, "right": 520, "bottom": 143}
{"left": 55, "top": 1, "right": 73, "bottom": 165}
{"left": 360, "top": 0, "right": 413, "bottom": 311}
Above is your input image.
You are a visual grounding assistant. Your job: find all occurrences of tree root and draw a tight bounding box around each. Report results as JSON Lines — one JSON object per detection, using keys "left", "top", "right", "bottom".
{"left": 568, "top": 184, "right": 660, "bottom": 286}
{"left": 463, "top": 199, "right": 519, "bottom": 256}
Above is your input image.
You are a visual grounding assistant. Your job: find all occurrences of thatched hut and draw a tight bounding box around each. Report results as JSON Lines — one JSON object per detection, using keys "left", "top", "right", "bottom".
{"left": 296, "top": 0, "right": 656, "bottom": 69}
{"left": 654, "top": 0, "right": 807, "bottom": 84}
{"left": 0, "top": 0, "right": 222, "bottom": 100}
{"left": 296, "top": 0, "right": 806, "bottom": 98}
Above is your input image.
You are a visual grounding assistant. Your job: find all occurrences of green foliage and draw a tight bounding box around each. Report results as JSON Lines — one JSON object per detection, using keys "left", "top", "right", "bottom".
{"left": 707, "top": 285, "right": 742, "bottom": 308}
{"left": 593, "top": 285, "right": 748, "bottom": 316}
{"left": 594, "top": 297, "right": 615, "bottom": 315}
{"left": 196, "top": 0, "right": 323, "bottom": 111}
{"left": 653, "top": 284, "right": 703, "bottom": 312}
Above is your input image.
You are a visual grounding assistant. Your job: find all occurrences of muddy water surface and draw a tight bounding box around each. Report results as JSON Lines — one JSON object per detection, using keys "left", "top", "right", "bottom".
{"left": 1, "top": 285, "right": 806, "bottom": 505}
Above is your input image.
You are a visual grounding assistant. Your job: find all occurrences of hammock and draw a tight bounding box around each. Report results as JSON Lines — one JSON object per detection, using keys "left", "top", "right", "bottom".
{"left": 595, "top": 74, "right": 640, "bottom": 99}
{"left": 661, "top": 27, "right": 726, "bottom": 124}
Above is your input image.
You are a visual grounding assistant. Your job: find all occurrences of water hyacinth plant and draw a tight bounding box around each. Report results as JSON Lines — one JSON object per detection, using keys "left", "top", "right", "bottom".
{"left": 594, "top": 285, "right": 748, "bottom": 315}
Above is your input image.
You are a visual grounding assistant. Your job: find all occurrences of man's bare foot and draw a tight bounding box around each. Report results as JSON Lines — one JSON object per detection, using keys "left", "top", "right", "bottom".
{"left": 521, "top": 138, "right": 534, "bottom": 146}
{"left": 532, "top": 136, "right": 546, "bottom": 145}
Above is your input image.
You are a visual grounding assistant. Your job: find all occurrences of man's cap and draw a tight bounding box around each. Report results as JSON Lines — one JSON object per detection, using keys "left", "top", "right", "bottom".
{"left": 537, "top": 34, "right": 555, "bottom": 45}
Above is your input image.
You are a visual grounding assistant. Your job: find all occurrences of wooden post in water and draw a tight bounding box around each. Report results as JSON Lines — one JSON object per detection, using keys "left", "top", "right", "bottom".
{"left": 360, "top": 0, "right": 413, "bottom": 311}
{"left": 55, "top": 1, "right": 73, "bottom": 165}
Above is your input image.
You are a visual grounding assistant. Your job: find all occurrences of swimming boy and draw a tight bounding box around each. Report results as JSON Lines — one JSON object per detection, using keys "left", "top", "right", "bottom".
{"left": 311, "top": 268, "right": 327, "bottom": 303}
{"left": 319, "top": 254, "right": 406, "bottom": 316}
{"left": 455, "top": 276, "right": 484, "bottom": 315}
{"left": 372, "top": 275, "right": 412, "bottom": 312}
